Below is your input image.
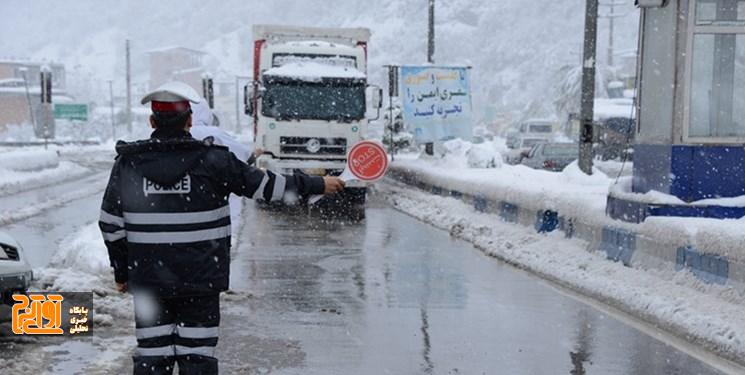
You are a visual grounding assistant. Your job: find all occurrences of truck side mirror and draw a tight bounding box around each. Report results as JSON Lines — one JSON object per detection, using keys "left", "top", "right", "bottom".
{"left": 373, "top": 88, "right": 383, "bottom": 109}
{"left": 366, "top": 85, "right": 383, "bottom": 121}
{"left": 244, "top": 84, "right": 254, "bottom": 116}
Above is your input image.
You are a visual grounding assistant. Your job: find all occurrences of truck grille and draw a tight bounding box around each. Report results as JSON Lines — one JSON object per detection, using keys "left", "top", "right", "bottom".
{"left": 0, "top": 244, "right": 19, "bottom": 261}
{"left": 280, "top": 137, "right": 347, "bottom": 156}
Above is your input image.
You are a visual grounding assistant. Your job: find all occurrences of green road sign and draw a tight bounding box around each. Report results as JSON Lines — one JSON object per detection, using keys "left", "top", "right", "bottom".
{"left": 54, "top": 104, "right": 88, "bottom": 121}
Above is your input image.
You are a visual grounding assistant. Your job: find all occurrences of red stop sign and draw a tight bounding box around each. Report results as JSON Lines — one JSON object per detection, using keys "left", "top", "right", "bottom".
{"left": 347, "top": 141, "right": 389, "bottom": 182}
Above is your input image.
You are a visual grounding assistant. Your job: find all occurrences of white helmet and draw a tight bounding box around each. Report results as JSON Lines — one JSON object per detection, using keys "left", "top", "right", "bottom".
{"left": 141, "top": 81, "right": 200, "bottom": 109}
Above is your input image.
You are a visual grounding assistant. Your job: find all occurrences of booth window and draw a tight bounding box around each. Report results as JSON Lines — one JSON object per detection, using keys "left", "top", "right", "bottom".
{"left": 689, "top": 0, "right": 745, "bottom": 139}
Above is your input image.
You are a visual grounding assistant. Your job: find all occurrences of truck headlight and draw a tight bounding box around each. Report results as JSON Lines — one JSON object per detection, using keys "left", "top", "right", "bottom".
{"left": 306, "top": 138, "right": 322, "bottom": 153}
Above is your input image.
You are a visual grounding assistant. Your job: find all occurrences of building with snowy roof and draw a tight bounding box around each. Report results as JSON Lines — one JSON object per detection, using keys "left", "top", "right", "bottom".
{"left": 147, "top": 46, "right": 207, "bottom": 93}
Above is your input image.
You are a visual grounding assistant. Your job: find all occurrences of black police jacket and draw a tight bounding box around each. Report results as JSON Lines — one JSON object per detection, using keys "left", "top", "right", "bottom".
{"left": 98, "top": 129, "right": 325, "bottom": 296}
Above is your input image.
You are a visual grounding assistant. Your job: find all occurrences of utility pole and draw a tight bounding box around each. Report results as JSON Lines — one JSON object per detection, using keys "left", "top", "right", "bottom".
{"left": 427, "top": 0, "right": 435, "bottom": 64}
{"left": 599, "top": 1, "right": 627, "bottom": 67}
{"left": 384, "top": 65, "right": 399, "bottom": 158}
{"left": 425, "top": 0, "right": 435, "bottom": 156}
{"left": 125, "top": 39, "right": 132, "bottom": 134}
{"left": 579, "top": 0, "right": 598, "bottom": 175}
{"left": 19, "top": 67, "right": 36, "bottom": 133}
{"left": 202, "top": 73, "right": 214, "bottom": 109}
{"left": 109, "top": 80, "right": 116, "bottom": 140}
{"left": 40, "top": 66, "right": 53, "bottom": 148}
{"left": 608, "top": 1, "right": 614, "bottom": 67}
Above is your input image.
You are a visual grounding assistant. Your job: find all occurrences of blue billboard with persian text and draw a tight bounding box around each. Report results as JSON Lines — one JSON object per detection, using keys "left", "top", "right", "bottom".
{"left": 400, "top": 66, "right": 472, "bottom": 143}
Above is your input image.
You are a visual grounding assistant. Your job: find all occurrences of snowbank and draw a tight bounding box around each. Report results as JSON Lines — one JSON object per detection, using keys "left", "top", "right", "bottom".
{"left": 48, "top": 223, "right": 110, "bottom": 276}
{"left": 467, "top": 142, "right": 503, "bottom": 169}
{"left": 34, "top": 222, "right": 133, "bottom": 325}
{"left": 0, "top": 161, "right": 88, "bottom": 196}
{"left": 394, "top": 151, "right": 612, "bottom": 222}
{"left": 420, "top": 138, "right": 505, "bottom": 170}
{"left": 0, "top": 149, "right": 59, "bottom": 171}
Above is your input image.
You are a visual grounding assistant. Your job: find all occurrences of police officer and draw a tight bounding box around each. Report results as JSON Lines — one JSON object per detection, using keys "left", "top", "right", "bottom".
{"left": 98, "top": 81, "right": 344, "bottom": 374}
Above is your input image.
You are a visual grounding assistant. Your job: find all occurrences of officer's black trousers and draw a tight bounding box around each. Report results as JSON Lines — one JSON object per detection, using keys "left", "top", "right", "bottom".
{"left": 132, "top": 293, "right": 220, "bottom": 375}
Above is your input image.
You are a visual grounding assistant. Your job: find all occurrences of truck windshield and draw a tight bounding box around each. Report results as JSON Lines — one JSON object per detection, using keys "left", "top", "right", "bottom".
{"left": 262, "top": 80, "right": 365, "bottom": 122}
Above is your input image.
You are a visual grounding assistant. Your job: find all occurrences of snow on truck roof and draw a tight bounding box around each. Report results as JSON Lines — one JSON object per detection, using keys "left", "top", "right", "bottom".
{"left": 253, "top": 25, "right": 370, "bottom": 45}
{"left": 263, "top": 62, "right": 366, "bottom": 82}
{"left": 274, "top": 40, "right": 361, "bottom": 53}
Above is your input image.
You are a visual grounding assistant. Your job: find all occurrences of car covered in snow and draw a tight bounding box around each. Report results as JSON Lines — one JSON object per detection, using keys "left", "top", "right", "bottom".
{"left": 0, "top": 232, "right": 32, "bottom": 303}
{"left": 504, "top": 137, "right": 549, "bottom": 165}
{"left": 520, "top": 142, "right": 578, "bottom": 171}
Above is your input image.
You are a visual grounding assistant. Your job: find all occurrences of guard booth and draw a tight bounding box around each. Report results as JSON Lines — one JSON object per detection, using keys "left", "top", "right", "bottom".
{"left": 608, "top": 0, "right": 745, "bottom": 222}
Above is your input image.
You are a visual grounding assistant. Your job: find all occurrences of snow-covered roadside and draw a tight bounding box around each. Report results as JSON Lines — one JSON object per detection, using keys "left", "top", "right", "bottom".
{"left": 0, "top": 161, "right": 89, "bottom": 196}
{"left": 33, "top": 222, "right": 133, "bottom": 327}
{"left": 395, "top": 152, "right": 612, "bottom": 222}
{"left": 0, "top": 149, "right": 59, "bottom": 171}
{"left": 0, "top": 146, "right": 105, "bottom": 196}
{"left": 393, "top": 150, "right": 745, "bottom": 264}
{"left": 380, "top": 180, "right": 745, "bottom": 368}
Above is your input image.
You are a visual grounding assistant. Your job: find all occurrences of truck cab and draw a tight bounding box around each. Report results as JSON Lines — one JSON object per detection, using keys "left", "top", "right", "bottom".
{"left": 246, "top": 26, "right": 381, "bottom": 201}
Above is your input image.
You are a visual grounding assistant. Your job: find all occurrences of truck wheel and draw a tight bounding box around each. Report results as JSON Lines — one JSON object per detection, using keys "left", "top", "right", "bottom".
{"left": 343, "top": 188, "right": 366, "bottom": 221}
{"left": 347, "top": 205, "right": 366, "bottom": 221}
{"left": 312, "top": 187, "right": 366, "bottom": 221}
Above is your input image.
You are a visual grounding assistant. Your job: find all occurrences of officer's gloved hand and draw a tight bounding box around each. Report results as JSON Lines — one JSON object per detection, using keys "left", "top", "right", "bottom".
{"left": 246, "top": 153, "right": 257, "bottom": 166}
{"left": 323, "top": 177, "right": 345, "bottom": 195}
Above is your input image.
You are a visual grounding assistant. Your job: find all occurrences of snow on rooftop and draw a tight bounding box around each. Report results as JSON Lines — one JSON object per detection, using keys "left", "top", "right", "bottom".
{"left": 0, "top": 58, "right": 64, "bottom": 66}
{"left": 145, "top": 46, "right": 207, "bottom": 55}
{"left": 0, "top": 86, "right": 71, "bottom": 100}
{"left": 0, "top": 78, "right": 24, "bottom": 86}
{"left": 263, "top": 62, "right": 366, "bottom": 82}
{"left": 594, "top": 98, "right": 635, "bottom": 121}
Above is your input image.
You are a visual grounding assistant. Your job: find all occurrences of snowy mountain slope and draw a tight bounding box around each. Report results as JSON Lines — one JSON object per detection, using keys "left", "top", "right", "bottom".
{"left": 0, "top": 0, "right": 639, "bottom": 119}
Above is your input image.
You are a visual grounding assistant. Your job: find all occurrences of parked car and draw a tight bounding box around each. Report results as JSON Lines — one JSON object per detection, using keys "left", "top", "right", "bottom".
{"left": 521, "top": 143, "right": 579, "bottom": 171}
{"left": 504, "top": 137, "right": 549, "bottom": 164}
{"left": 0, "top": 232, "right": 32, "bottom": 304}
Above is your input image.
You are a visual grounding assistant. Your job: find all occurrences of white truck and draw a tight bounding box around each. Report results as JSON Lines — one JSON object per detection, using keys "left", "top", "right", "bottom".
{"left": 245, "top": 25, "right": 382, "bottom": 210}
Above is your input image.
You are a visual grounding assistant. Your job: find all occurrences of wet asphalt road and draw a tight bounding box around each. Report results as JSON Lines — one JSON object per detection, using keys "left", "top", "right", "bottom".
{"left": 219, "top": 197, "right": 726, "bottom": 375}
